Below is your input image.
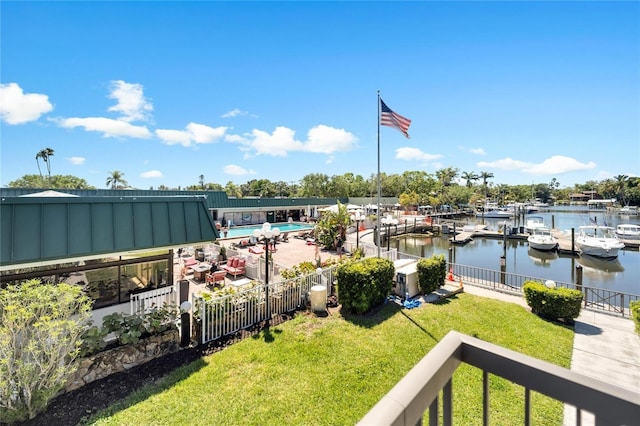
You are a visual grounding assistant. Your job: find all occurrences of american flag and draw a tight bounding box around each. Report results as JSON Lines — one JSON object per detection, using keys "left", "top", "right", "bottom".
{"left": 380, "top": 98, "right": 411, "bottom": 138}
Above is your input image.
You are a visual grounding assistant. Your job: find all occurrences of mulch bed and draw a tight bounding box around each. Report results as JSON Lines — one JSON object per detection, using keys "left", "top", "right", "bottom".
{"left": 18, "top": 314, "right": 297, "bottom": 426}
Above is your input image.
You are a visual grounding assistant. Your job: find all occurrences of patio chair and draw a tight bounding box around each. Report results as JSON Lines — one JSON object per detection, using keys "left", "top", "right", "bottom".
{"left": 206, "top": 270, "right": 227, "bottom": 288}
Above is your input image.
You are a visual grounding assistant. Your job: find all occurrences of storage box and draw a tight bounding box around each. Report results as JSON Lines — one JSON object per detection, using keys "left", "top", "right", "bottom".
{"left": 394, "top": 261, "right": 420, "bottom": 298}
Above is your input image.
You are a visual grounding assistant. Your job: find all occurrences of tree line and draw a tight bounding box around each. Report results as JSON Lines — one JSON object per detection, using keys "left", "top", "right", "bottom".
{"left": 8, "top": 163, "right": 640, "bottom": 208}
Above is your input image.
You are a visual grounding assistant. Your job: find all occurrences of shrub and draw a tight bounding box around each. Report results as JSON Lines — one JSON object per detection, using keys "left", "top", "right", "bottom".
{"left": 0, "top": 280, "right": 92, "bottom": 423}
{"left": 416, "top": 254, "right": 446, "bottom": 294}
{"left": 630, "top": 300, "right": 640, "bottom": 334}
{"left": 523, "top": 281, "right": 582, "bottom": 321}
{"left": 100, "top": 303, "right": 178, "bottom": 346}
{"left": 336, "top": 257, "right": 394, "bottom": 314}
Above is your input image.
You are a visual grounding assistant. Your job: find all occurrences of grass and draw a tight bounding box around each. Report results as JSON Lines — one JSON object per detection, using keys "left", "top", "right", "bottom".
{"left": 87, "top": 293, "right": 574, "bottom": 425}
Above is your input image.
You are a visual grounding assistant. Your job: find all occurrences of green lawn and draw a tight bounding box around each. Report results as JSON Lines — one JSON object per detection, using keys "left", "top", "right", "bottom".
{"left": 87, "top": 293, "right": 574, "bottom": 425}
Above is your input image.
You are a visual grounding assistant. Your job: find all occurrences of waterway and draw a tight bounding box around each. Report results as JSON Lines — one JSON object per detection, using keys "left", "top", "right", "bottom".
{"left": 396, "top": 206, "right": 640, "bottom": 296}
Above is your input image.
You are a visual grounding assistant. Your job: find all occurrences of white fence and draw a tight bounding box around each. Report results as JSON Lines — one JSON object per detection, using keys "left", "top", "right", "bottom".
{"left": 129, "top": 284, "right": 177, "bottom": 314}
{"left": 196, "top": 265, "right": 338, "bottom": 344}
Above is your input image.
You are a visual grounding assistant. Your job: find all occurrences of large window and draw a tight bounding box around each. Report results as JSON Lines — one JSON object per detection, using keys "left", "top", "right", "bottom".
{"left": 1, "top": 252, "right": 171, "bottom": 310}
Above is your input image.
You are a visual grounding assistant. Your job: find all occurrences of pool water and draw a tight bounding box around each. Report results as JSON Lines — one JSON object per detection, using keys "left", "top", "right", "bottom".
{"left": 223, "top": 223, "right": 314, "bottom": 239}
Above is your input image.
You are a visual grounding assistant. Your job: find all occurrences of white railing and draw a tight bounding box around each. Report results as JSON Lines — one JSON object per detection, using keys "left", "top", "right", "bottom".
{"left": 196, "top": 265, "right": 338, "bottom": 344}
{"left": 129, "top": 284, "right": 177, "bottom": 314}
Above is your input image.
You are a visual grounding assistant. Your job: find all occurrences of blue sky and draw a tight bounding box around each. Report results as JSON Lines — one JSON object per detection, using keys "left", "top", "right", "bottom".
{"left": 1, "top": 1, "right": 638, "bottom": 190}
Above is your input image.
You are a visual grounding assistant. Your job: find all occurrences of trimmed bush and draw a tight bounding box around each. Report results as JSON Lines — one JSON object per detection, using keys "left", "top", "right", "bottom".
{"left": 336, "top": 257, "right": 394, "bottom": 314}
{"left": 523, "top": 281, "right": 582, "bottom": 321}
{"left": 416, "top": 254, "right": 446, "bottom": 294}
{"left": 630, "top": 300, "right": 640, "bottom": 334}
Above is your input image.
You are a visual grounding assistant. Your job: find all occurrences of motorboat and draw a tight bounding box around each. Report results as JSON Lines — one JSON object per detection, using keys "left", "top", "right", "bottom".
{"left": 475, "top": 203, "right": 514, "bottom": 219}
{"left": 524, "top": 216, "right": 546, "bottom": 234}
{"left": 575, "top": 226, "right": 625, "bottom": 259}
{"left": 616, "top": 224, "right": 640, "bottom": 240}
{"left": 619, "top": 206, "right": 639, "bottom": 215}
{"left": 527, "top": 227, "right": 558, "bottom": 251}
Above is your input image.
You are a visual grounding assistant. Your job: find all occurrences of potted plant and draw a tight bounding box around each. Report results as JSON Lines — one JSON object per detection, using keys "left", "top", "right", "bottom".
{"left": 218, "top": 245, "right": 227, "bottom": 263}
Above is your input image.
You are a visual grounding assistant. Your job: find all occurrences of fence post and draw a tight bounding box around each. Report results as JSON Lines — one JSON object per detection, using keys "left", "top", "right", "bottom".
{"left": 576, "top": 265, "right": 584, "bottom": 306}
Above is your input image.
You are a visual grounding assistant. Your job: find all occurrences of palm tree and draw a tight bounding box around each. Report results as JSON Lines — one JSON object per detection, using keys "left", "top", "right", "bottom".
{"left": 461, "top": 171, "right": 479, "bottom": 188}
{"left": 106, "top": 170, "right": 128, "bottom": 189}
{"left": 42, "top": 147, "right": 54, "bottom": 180}
{"left": 480, "top": 171, "right": 494, "bottom": 201}
{"left": 35, "top": 152, "right": 43, "bottom": 179}
{"left": 614, "top": 175, "right": 629, "bottom": 206}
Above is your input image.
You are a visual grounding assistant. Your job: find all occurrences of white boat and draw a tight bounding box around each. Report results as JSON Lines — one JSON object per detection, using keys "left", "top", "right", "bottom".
{"left": 475, "top": 203, "right": 514, "bottom": 219}
{"left": 576, "top": 226, "right": 625, "bottom": 259}
{"left": 616, "top": 224, "right": 640, "bottom": 240}
{"left": 524, "top": 216, "right": 546, "bottom": 233}
{"left": 619, "top": 206, "right": 639, "bottom": 215}
{"left": 527, "top": 227, "right": 558, "bottom": 251}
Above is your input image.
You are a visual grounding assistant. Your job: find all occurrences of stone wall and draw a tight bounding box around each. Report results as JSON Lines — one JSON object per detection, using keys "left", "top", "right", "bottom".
{"left": 65, "top": 329, "right": 180, "bottom": 392}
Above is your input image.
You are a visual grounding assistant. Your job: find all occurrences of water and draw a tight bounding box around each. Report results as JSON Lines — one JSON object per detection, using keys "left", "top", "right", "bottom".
{"left": 397, "top": 207, "right": 640, "bottom": 295}
{"left": 225, "top": 222, "right": 314, "bottom": 238}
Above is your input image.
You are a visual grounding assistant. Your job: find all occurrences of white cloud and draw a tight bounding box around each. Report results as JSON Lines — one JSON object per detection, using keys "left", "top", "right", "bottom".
{"left": 238, "top": 125, "right": 358, "bottom": 157}
{"left": 67, "top": 156, "right": 86, "bottom": 165}
{"left": 223, "top": 164, "right": 256, "bottom": 176}
{"left": 469, "top": 147, "right": 486, "bottom": 155}
{"left": 326, "top": 155, "right": 335, "bottom": 164}
{"left": 523, "top": 155, "right": 596, "bottom": 175}
{"left": 478, "top": 155, "right": 596, "bottom": 175}
{"left": 107, "top": 80, "right": 153, "bottom": 123}
{"left": 395, "top": 147, "right": 443, "bottom": 162}
{"left": 304, "top": 125, "right": 358, "bottom": 154}
{"left": 221, "top": 108, "right": 247, "bottom": 118}
{"left": 0, "top": 83, "right": 53, "bottom": 124}
{"left": 57, "top": 117, "right": 152, "bottom": 139}
{"left": 155, "top": 122, "right": 228, "bottom": 147}
{"left": 140, "top": 170, "right": 163, "bottom": 178}
{"left": 477, "top": 157, "right": 529, "bottom": 170}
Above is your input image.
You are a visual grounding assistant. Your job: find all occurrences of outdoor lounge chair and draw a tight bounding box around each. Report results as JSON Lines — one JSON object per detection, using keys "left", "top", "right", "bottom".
{"left": 248, "top": 246, "right": 265, "bottom": 255}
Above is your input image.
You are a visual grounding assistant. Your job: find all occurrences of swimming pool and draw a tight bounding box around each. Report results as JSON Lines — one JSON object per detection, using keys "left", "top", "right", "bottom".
{"left": 223, "top": 223, "right": 314, "bottom": 239}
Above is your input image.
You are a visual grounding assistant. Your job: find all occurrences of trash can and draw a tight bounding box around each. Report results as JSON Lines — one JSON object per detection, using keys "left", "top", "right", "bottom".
{"left": 310, "top": 285, "right": 327, "bottom": 314}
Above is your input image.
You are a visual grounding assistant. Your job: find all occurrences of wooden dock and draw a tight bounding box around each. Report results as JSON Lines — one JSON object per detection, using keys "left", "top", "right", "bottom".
{"left": 449, "top": 231, "right": 473, "bottom": 244}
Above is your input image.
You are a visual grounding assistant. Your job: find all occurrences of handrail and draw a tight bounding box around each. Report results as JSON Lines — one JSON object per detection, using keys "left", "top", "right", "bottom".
{"left": 358, "top": 331, "right": 640, "bottom": 426}
{"left": 450, "top": 262, "right": 640, "bottom": 316}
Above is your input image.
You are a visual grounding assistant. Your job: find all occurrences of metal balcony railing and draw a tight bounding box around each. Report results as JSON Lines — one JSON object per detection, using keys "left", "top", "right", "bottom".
{"left": 358, "top": 331, "right": 640, "bottom": 426}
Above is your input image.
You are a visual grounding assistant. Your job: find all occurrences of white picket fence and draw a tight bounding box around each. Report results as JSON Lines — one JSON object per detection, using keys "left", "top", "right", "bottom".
{"left": 196, "top": 266, "right": 338, "bottom": 344}
{"left": 129, "top": 284, "right": 177, "bottom": 314}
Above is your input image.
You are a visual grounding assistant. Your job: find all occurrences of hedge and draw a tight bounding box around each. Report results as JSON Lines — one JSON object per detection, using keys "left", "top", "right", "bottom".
{"left": 336, "top": 257, "right": 394, "bottom": 314}
{"left": 631, "top": 300, "right": 640, "bottom": 334}
{"left": 523, "top": 281, "right": 582, "bottom": 321}
{"left": 416, "top": 254, "right": 446, "bottom": 295}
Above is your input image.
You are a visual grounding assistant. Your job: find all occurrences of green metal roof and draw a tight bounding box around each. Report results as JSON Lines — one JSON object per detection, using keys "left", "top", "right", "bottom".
{"left": 1, "top": 196, "right": 219, "bottom": 267}
{"left": 0, "top": 188, "right": 347, "bottom": 210}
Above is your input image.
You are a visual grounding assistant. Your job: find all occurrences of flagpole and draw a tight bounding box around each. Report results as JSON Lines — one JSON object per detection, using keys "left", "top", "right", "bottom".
{"left": 376, "top": 91, "right": 381, "bottom": 258}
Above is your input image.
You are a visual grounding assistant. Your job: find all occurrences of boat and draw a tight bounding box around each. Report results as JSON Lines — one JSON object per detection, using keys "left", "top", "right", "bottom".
{"left": 619, "top": 206, "right": 638, "bottom": 215}
{"left": 575, "top": 226, "right": 625, "bottom": 259}
{"left": 524, "top": 216, "right": 545, "bottom": 234}
{"left": 527, "top": 227, "right": 558, "bottom": 251}
{"left": 475, "top": 203, "right": 514, "bottom": 219}
{"left": 616, "top": 224, "right": 640, "bottom": 240}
